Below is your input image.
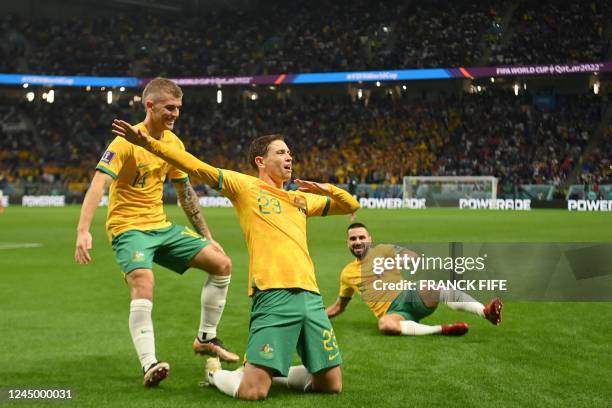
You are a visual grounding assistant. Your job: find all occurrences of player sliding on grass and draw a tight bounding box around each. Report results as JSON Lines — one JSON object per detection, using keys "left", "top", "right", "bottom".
{"left": 75, "top": 78, "right": 238, "bottom": 387}
{"left": 326, "top": 223, "right": 502, "bottom": 336}
{"left": 111, "top": 123, "right": 360, "bottom": 401}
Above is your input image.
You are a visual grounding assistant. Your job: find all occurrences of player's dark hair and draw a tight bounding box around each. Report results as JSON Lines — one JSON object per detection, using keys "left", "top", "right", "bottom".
{"left": 248, "top": 134, "right": 285, "bottom": 170}
{"left": 347, "top": 222, "right": 368, "bottom": 231}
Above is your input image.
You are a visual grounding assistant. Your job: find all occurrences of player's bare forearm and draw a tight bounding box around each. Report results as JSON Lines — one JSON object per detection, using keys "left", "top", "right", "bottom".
{"left": 176, "top": 182, "right": 212, "bottom": 240}
{"left": 327, "top": 297, "right": 351, "bottom": 318}
{"left": 75, "top": 171, "right": 112, "bottom": 264}
{"left": 77, "top": 171, "right": 111, "bottom": 232}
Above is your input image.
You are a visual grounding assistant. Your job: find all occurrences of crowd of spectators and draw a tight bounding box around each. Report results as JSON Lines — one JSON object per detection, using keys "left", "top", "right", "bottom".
{"left": 391, "top": 0, "right": 502, "bottom": 69}
{"left": 489, "top": 0, "right": 612, "bottom": 66}
{"left": 435, "top": 92, "right": 604, "bottom": 196}
{"left": 10, "top": 0, "right": 612, "bottom": 78}
{"left": 2, "top": 0, "right": 611, "bottom": 79}
{"left": 1, "top": 89, "right": 607, "bottom": 198}
{"left": 0, "top": 93, "right": 131, "bottom": 194}
{"left": 578, "top": 123, "right": 612, "bottom": 188}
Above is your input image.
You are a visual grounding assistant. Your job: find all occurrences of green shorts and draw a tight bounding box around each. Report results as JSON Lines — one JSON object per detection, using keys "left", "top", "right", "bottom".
{"left": 386, "top": 289, "right": 436, "bottom": 322}
{"left": 246, "top": 289, "right": 342, "bottom": 377}
{"left": 111, "top": 224, "right": 210, "bottom": 274}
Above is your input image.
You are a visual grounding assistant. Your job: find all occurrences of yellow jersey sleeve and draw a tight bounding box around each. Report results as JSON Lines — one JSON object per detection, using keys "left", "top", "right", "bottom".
{"left": 339, "top": 266, "right": 356, "bottom": 299}
{"left": 217, "top": 169, "right": 252, "bottom": 200}
{"left": 167, "top": 138, "right": 189, "bottom": 183}
{"left": 96, "top": 137, "right": 132, "bottom": 179}
{"left": 302, "top": 185, "right": 359, "bottom": 217}
{"left": 303, "top": 192, "right": 332, "bottom": 217}
{"left": 145, "top": 137, "right": 220, "bottom": 188}
{"left": 326, "top": 184, "right": 360, "bottom": 215}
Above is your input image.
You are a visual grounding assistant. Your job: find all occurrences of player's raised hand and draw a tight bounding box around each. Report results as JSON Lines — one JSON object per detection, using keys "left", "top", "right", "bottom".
{"left": 294, "top": 179, "right": 331, "bottom": 195}
{"left": 112, "top": 119, "right": 150, "bottom": 146}
{"left": 75, "top": 230, "right": 93, "bottom": 264}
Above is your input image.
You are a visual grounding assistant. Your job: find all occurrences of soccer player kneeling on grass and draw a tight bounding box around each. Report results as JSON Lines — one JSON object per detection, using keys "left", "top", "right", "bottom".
{"left": 111, "top": 122, "right": 360, "bottom": 400}
{"left": 326, "top": 223, "right": 502, "bottom": 336}
{"left": 75, "top": 78, "right": 238, "bottom": 388}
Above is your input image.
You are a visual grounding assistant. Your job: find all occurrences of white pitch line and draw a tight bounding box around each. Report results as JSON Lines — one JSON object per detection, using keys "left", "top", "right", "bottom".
{"left": 0, "top": 242, "right": 43, "bottom": 250}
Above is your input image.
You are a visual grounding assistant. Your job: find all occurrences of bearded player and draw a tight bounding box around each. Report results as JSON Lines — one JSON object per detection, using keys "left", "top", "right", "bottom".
{"left": 75, "top": 78, "right": 238, "bottom": 387}
{"left": 111, "top": 122, "right": 360, "bottom": 400}
{"left": 326, "top": 223, "right": 502, "bottom": 336}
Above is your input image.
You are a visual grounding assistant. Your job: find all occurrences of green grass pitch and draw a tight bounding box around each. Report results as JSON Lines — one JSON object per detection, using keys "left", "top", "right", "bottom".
{"left": 1, "top": 206, "right": 611, "bottom": 407}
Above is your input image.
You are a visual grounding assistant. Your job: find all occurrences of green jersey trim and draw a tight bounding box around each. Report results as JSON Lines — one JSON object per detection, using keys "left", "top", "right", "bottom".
{"left": 96, "top": 166, "right": 117, "bottom": 179}
{"left": 321, "top": 197, "right": 331, "bottom": 216}
{"left": 171, "top": 177, "right": 189, "bottom": 184}
{"left": 216, "top": 169, "right": 224, "bottom": 191}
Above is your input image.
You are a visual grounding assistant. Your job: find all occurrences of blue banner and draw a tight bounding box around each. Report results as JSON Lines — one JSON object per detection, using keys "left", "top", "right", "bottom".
{"left": 0, "top": 73, "right": 138, "bottom": 87}
{"left": 292, "top": 69, "right": 451, "bottom": 84}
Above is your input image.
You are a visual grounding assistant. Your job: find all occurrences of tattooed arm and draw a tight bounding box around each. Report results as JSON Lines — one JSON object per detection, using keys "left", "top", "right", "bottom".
{"left": 175, "top": 182, "right": 212, "bottom": 240}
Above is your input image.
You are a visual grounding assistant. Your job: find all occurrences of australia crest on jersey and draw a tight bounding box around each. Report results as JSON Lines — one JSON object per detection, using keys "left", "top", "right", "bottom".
{"left": 293, "top": 196, "right": 307, "bottom": 215}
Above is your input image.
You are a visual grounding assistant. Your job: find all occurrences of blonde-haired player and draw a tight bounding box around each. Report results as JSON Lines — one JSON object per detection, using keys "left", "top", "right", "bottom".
{"left": 75, "top": 78, "right": 238, "bottom": 387}
{"left": 111, "top": 123, "right": 360, "bottom": 400}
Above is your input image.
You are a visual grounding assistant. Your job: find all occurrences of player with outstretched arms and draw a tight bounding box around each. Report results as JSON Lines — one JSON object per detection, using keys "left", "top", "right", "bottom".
{"left": 75, "top": 78, "right": 238, "bottom": 387}
{"left": 111, "top": 121, "right": 359, "bottom": 401}
{"left": 326, "top": 223, "right": 502, "bottom": 336}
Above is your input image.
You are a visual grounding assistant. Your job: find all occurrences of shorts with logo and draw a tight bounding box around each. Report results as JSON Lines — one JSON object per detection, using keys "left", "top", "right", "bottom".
{"left": 246, "top": 289, "right": 342, "bottom": 377}
{"left": 111, "top": 224, "right": 210, "bottom": 274}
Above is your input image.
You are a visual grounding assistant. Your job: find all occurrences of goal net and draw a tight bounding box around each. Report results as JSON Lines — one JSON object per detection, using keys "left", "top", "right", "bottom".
{"left": 403, "top": 176, "right": 498, "bottom": 207}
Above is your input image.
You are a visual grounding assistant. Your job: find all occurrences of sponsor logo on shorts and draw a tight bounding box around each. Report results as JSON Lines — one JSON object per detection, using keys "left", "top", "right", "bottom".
{"left": 328, "top": 351, "right": 340, "bottom": 361}
{"left": 181, "top": 227, "right": 202, "bottom": 239}
{"left": 100, "top": 150, "right": 116, "bottom": 164}
{"left": 132, "top": 251, "right": 145, "bottom": 262}
{"left": 259, "top": 344, "right": 274, "bottom": 359}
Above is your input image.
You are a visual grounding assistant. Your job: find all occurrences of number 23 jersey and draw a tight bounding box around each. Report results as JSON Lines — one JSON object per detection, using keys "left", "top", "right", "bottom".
{"left": 217, "top": 169, "right": 331, "bottom": 296}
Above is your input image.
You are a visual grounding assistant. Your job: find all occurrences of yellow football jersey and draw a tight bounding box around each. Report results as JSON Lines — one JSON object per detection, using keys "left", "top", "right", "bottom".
{"left": 218, "top": 169, "right": 333, "bottom": 295}
{"left": 96, "top": 123, "right": 189, "bottom": 240}
{"left": 339, "top": 244, "right": 403, "bottom": 318}
{"left": 140, "top": 137, "right": 360, "bottom": 295}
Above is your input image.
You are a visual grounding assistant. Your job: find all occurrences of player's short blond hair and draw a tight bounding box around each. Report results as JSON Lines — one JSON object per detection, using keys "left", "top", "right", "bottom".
{"left": 142, "top": 77, "right": 183, "bottom": 104}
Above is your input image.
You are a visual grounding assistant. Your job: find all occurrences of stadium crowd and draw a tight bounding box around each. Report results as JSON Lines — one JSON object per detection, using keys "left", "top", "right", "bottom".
{"left": 1, "top": 89, "right": 607, "bottom": 198}
{"left": 4, "top": 0, "right": 610, "bottom": 79}
{"left": 489, "top": 0, "right": 612, "bottom": 65}
{"left": 578, "top": 123, "right": 612, "bottom": 188}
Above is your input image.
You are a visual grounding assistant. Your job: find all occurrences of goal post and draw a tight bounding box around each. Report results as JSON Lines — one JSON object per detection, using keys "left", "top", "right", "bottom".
{"left": 403, "top": 176, "right": 498, "bottom": 207}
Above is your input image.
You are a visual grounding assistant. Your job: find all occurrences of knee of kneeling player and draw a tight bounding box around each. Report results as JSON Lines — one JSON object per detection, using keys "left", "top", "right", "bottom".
{"left": 378, "top": 319, "right": 400, "bottom": 335}
{"left": 239, "top": 386, "right": 268, "bottom": 401}
{"left": 326, "top": 381, "right": 342, "bottom": 394}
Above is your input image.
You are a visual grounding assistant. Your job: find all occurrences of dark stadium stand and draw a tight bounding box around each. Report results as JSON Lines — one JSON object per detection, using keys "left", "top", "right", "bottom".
{"left": 4, "top": 0, "right": 610, "bottom": 77}
{"left": 0, "top": 0, "right": 610, "bottom": 201}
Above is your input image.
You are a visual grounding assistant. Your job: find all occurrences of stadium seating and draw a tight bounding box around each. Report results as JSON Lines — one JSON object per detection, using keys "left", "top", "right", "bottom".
{"left": 489, "top": 0, "right": 612, "bottom": 65}
{"left": 4, "top": 0, "right": 609, "bottom": 77}
{"left": 0, "top": 1, "right": 610, "bottom": 200}
{"left": 0, "top": 91, "right": 606, "bottom": 199}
